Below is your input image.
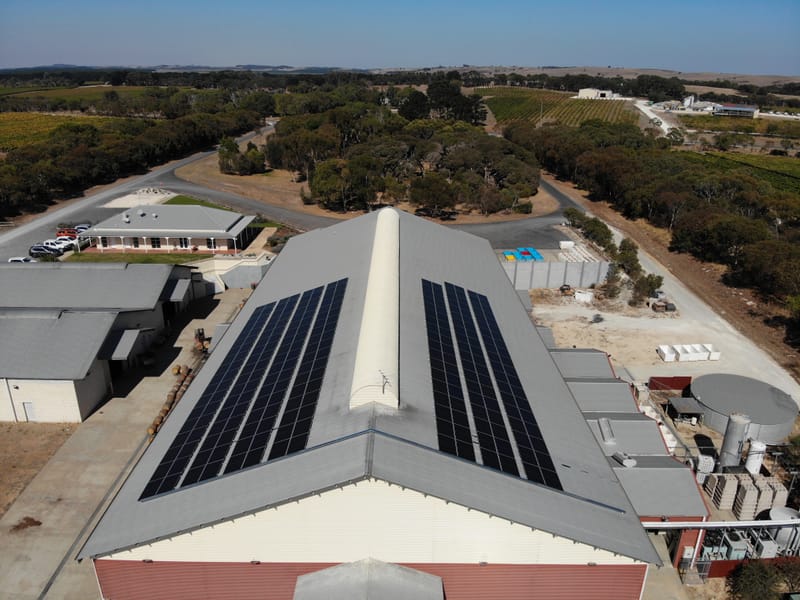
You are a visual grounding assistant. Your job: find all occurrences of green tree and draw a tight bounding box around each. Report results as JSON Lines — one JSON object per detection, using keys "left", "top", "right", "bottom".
{"left": 398, "top": 90, "right": 429, "bottom": 121}
{"left": 727, "top": 561, "right": 781, "bottom": 600}
{"left": 617, "top": 238, "right": 642, "bottom": 277}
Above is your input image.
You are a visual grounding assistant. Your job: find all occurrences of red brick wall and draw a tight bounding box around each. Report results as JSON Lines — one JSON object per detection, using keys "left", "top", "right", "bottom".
{"left": 95, "top": 559, "right": 647, "bottom": 600}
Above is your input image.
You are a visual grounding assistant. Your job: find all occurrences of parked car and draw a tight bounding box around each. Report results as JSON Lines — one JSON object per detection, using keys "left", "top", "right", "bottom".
{"left": 29, "top": 244, "right": 61, "bottom": 258}
{"left": 55, "top": 236, "right": 81, "bottom": 249}
{"left": 7, "top": 256, "right": 37, "bottom": 263}
{"left": 74, "top": 223, "right": 91, "bottom": 233}
{"left": 42, "top": 239, "right": 73, "bottom": 252}
{"left": 56, "top": 228, "right": 78, "bottom": 239}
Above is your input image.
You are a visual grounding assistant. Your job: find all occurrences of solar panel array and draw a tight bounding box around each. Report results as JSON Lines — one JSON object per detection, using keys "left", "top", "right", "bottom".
{"left": 140, "top": 278, "right": 348, "bottom": 500}
{"left": 421, "top": 279, "right": 562, "bottom": 491}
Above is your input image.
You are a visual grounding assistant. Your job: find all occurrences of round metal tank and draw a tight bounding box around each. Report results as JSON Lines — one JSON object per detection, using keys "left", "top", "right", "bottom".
{"left": 691, "top": 374, "right": 797, "bottom": 443}
{"left": 719, "top": 413, "right": 751, "bottom": 470}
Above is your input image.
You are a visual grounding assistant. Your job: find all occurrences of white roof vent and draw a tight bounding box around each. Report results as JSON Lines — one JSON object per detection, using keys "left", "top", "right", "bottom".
{"left": 152, "top": 213, "right": 158, "bottom": 218}
{"left": 123, "top": 217, "right": 130, "bottom": 223}
{"left": 138, "top": 209, "right": 146, "bottom": 217}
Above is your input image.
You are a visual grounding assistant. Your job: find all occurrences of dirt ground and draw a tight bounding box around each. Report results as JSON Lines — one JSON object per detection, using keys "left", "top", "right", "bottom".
{"left": 0, "top": 423, "right": 74, "bottom": 518}
{"left": 541, "top": 174, "right": 800, "bottom": 385}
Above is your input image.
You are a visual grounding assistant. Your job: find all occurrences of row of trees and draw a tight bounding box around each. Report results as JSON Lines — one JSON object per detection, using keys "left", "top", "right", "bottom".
{"left": 562, "top": 208, "right": 663, "bottom": 305}
{"left": 0, "top": 109, "right": 262, "bottom": 218}
{"left": 264, "top": 92, "right": 537, "bottom": 214}
{"left": 508, "top": 119, "right": 800, "bottom": 329}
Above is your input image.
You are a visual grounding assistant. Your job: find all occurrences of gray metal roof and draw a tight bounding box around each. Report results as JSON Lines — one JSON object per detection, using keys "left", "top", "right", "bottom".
{"left": 0, "top": 263, "right": 181, "bottom": 311}
{"left": 293, "top": 559, "right": 444, "bottom": 600}
{"left": 612, "top": 456, "right": 709, "bottom": 518}
{"left": 588, "top": 418, "right": 671, "bottom": 456}
{"left": 0, "top": 310, "right": 116, "bottom": 379}
{"left": 85, "top": 205, "right": 254, "bottom": 239}
{"left": 692, "top": 373, "right": 797, "bottom": 425}
{"left": 79, "top": 209, "right": 659, "bottom": 564}
{"left": 566, "top": 379, "right": 639, "bottom": 413}
{"left": 550, "top": 348, "right": 616, "bottom": 379}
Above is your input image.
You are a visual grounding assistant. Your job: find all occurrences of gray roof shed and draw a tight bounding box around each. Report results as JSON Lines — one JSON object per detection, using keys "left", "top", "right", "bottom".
{"left": 79, "top": 208, "right": 660, "bottom": 564}
{"left": 85, "top": 205, "right": 254, "bottom": 239}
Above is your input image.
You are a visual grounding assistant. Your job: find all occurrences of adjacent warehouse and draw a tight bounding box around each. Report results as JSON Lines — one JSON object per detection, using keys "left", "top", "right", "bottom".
{"left": 0, "top": 263, "right": 196, "bottom": 422}
{"left": 80, "top": 209, "right": 662, "bottom": 599}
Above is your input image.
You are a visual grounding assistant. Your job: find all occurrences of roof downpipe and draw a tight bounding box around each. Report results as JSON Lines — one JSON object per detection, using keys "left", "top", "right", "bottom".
{"left": 349, "top": 208, "right": 400, "bottom": 410}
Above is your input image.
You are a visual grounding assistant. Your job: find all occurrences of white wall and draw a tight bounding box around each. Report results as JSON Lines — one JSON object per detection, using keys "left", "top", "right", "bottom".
{"left": 108, "top": 479, "right": 639, "bottom": 565}
{"left": 3, "top": 379, "right": 80, "bottom": 422}
{"left": 0, "top": 379, "right": 16, "bottom": 421}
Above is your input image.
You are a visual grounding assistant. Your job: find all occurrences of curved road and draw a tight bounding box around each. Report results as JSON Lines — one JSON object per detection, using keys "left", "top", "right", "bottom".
{"left": 0, "top": 133, "right": 583, "bottom": 260}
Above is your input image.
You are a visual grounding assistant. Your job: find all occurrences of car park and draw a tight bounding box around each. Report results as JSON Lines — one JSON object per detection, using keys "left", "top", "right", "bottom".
{"left": 7, "top": 256, "right": 37, "bottom": 263}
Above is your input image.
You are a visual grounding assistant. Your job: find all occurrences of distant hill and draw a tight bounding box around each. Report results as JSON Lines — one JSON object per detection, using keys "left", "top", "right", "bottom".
{"left": 0, "top": 64, "right": 796, "bottom": 86}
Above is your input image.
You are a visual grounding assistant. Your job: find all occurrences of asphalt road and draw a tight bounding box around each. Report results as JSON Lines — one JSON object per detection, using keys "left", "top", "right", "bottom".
{"left": 0, "top": 131, "right": 583, "bottom": 260}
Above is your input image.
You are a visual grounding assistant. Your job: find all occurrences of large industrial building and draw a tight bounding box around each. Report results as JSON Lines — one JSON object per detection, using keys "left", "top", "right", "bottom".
{"left": 81, "top": 209, "right": 671, "bottom": 599}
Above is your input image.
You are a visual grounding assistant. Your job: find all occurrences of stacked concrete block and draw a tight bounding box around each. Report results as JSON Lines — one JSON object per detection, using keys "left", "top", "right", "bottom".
{"left": 733, "top": 479, "right": 759, "bottom": 520}
{"left": 767, "top": 478, "right": 789, "bottom": 508}
{"left": 754, "top": 477, "right": 774, "bottom": 514}
{"left": 713, "top": 474, "right": 738, "bottom": 510}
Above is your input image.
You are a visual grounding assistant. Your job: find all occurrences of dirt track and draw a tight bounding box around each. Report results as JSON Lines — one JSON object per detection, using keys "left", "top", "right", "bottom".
{"left": 541, "top": 173, "right": 800, "bottom": 385}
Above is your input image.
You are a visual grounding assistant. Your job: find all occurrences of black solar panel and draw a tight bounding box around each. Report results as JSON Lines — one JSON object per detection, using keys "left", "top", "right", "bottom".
{"left": 269, "top": 278, "right": 347, "bottom": 460}
{"left": 469, "top": 291, "right": 562, "bottom": 490}
{"left": 421, "top": 278, "right": 561, "bottom": 491}
{"left": 224, "top": 285, "right": 324, "bottom": 472}
{"left": 421, "top": 280, "right": 476, "bottom": 461}
{"left": 140, "top": 278, "right": 349, "bottom": 500}
{"left": 445, "top": 283, "right": 519, "bottom": 476}
{"left": 179, "top": 295, "right": 301, "bottom": 486}
{"left": 140, "top": 302, "right": 277, "bottom": 499}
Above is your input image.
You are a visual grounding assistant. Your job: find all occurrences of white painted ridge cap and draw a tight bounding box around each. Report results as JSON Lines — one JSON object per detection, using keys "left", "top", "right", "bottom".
{"left": 350, "top": 208, "right": 400, "bottom": 410}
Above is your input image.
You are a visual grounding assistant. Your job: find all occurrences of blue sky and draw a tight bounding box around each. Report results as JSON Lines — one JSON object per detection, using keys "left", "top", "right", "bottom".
{"left": 1, "top": 0, "right": 797, "bottom": 75}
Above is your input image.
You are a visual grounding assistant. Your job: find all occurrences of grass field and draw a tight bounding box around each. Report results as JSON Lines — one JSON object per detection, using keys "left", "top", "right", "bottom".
{"left": 9, "top": 85, "right": 153, "bottom": 102}
{"left": 678, "top": 114, "right": 800, "bottom": 138}
{"left": 683, "top": 152, "right": 800, "bottom": 194}
{"left": 475, "top": 87, "right": 637, "bottom": 127}
{"left": 165, "top": 195, "right": 233, "bottom": 210}
{"left": 66, "top": 252, "right": 199, "bottom": 264}
{"left": 0, "top": 112, "right": 114, "bottom": 150}
{"left": 0, "top": 86, "right": 55, "bottom": 97}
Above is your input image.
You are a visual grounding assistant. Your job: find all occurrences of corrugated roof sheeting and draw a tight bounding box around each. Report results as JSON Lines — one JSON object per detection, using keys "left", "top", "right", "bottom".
{"left": 293, "top": 559, "right": 443, "bottom": 600}
{"left": 550, "top": 348, "right": 616, "bottom": 379}
{"left": 0, "top": 310, "right": 116, "bottom": 379}
{"left": 0, "top": 263, "right": 176, "bottom": 311}
{"left": 87, "top": 205, "right": 254, "bottom": 238}
{"left": 94, "top": 560, "right": 648, "bottom": 600}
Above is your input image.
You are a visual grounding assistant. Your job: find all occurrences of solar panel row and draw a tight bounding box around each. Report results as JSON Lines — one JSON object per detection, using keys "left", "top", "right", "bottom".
{"left": 140, "top": 278, "right": 348, "bottom": 501}
{"left": 422, "top": 280, "right": 476, "bottom": 461}
{"left": 445, "top": 282, "right": 519, "bottom": 476}
{"left": 269, "top": 278, "right": 347, "bottom": 460}
{"left": 469, "top": 291, "right": 562, "bottom": 490}
{"left": 180, "top": 294, "right": 304, "bottom": 486}
{"left": 421, "top": 279, "right": 562, "bottom": 491}
{"left": 140, "top": 302, "right": 278, "bottom": 499}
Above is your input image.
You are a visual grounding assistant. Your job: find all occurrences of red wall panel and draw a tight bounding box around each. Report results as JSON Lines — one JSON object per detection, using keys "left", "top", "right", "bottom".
{"left": 95, "top": 560, "right": 647, "bottom": 600}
